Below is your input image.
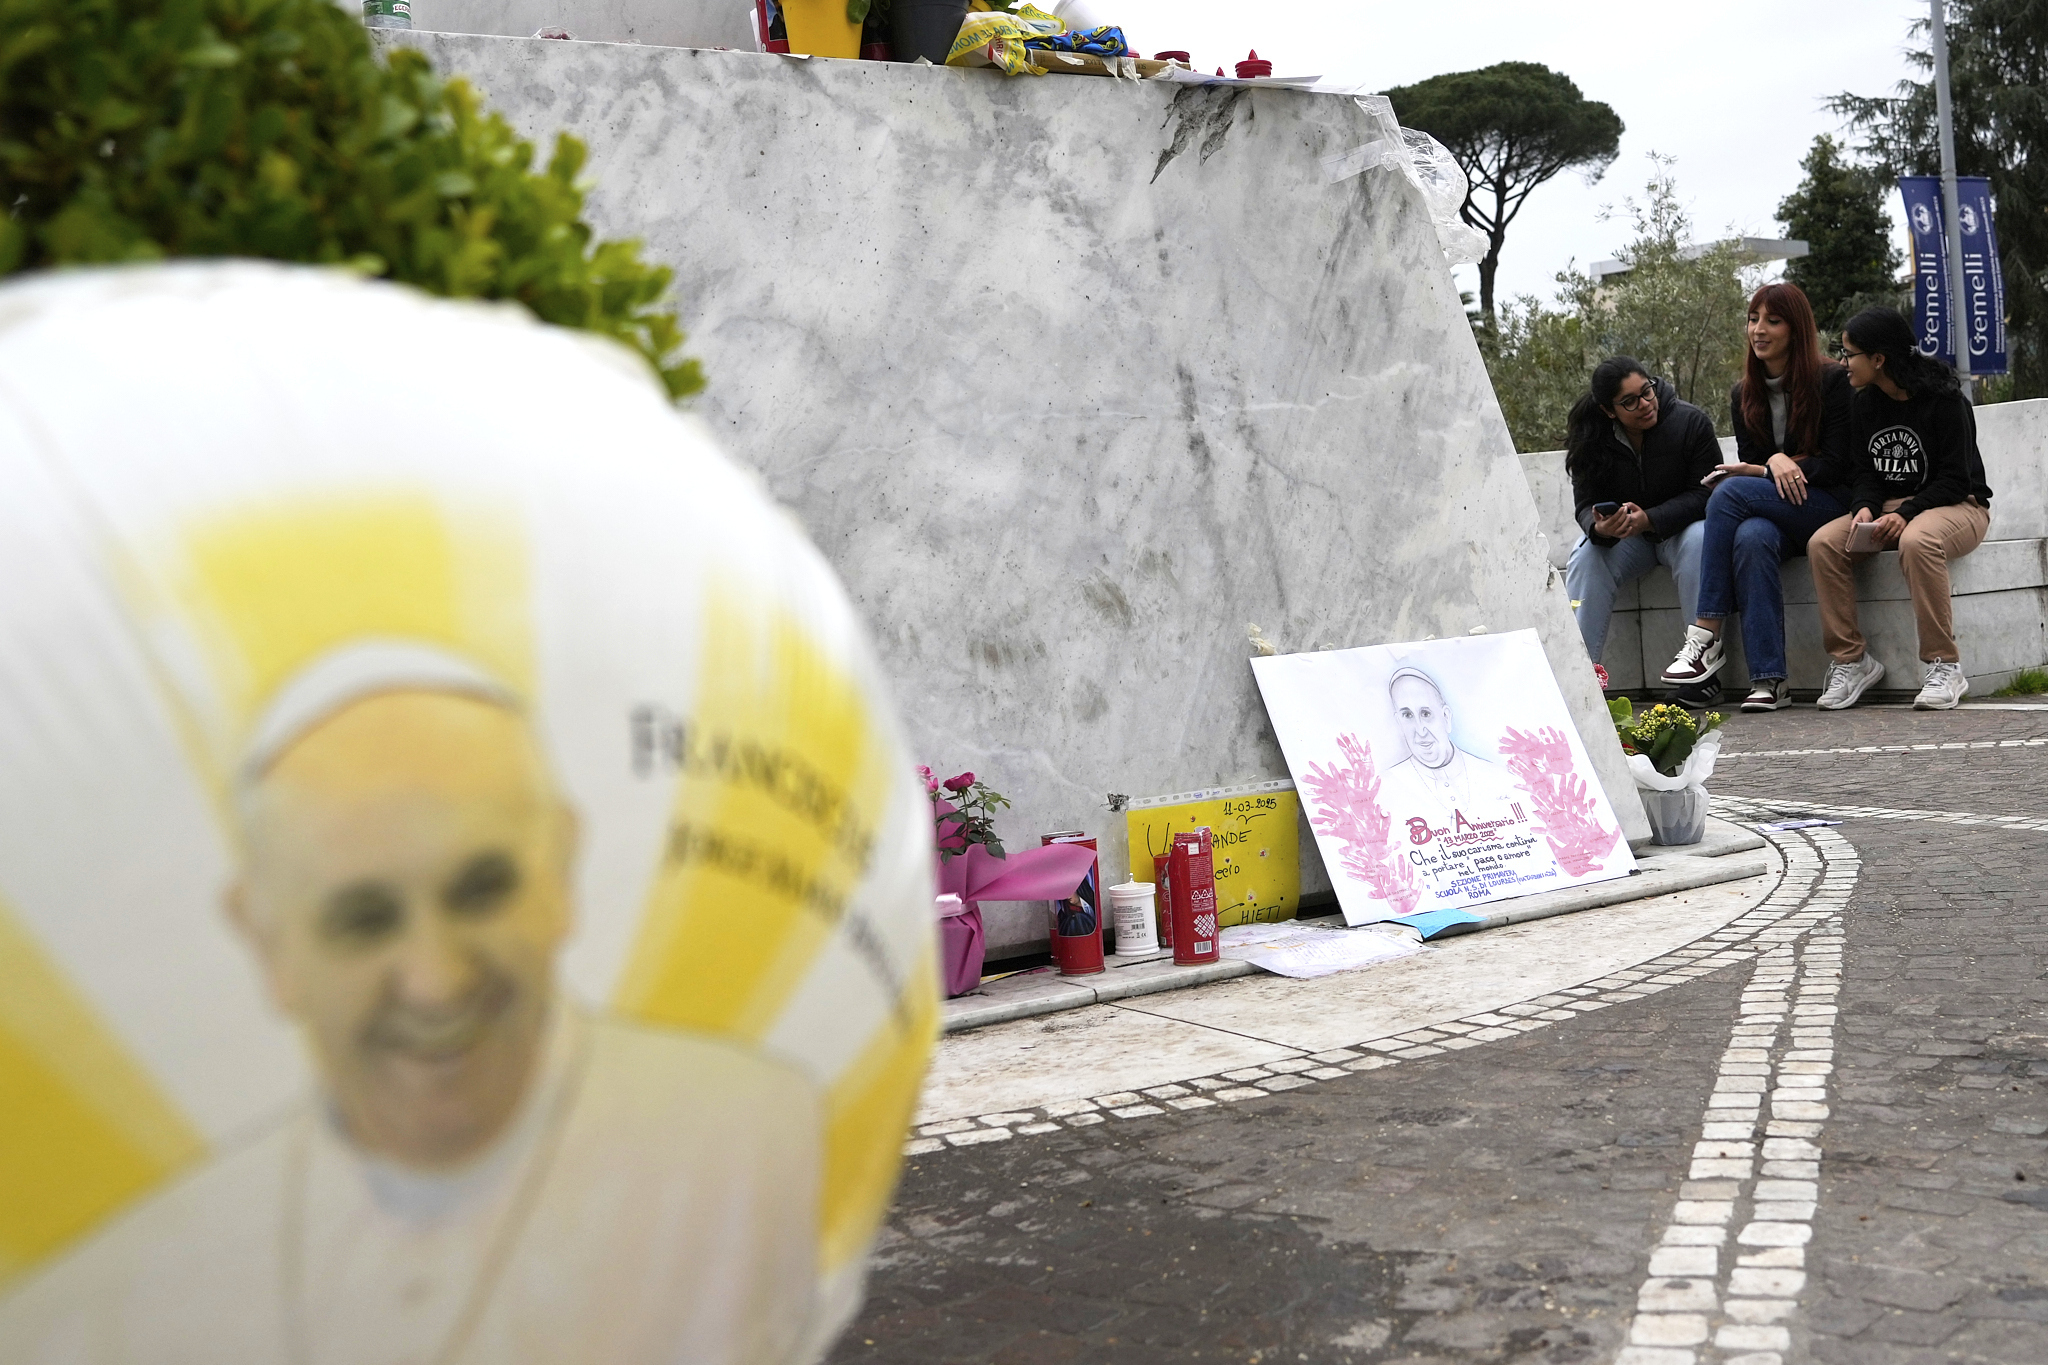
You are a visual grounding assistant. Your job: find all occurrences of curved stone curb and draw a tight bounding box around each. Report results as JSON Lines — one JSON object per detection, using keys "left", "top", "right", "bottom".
{"left": 904, "top": 800, "right": 1819, "bottom": 1158}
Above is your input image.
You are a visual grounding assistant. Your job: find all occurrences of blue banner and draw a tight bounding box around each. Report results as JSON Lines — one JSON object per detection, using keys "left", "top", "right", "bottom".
{"left": 1899, "top": 175, "right": 2008, "bottom": 375}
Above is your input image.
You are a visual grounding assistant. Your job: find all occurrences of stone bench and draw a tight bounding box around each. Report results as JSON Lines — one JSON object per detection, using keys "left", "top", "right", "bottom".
{"left": 1587, "top": 538, "right": 2047, "bottom": 693}
{"left": 1520, "top": 400, "right": 2048, "bottom": 695}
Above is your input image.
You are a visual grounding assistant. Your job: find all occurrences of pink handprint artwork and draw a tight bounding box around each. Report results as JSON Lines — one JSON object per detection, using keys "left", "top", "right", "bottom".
{"left": 1497, "top": 725, "right": 1620, "bottom": 876}
{"left": 1300, "top": 733, "right": 1422, "bottom": 916}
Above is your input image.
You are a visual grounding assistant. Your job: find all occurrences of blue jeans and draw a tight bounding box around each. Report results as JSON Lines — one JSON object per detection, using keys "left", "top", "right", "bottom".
{"left": 1694, "top": 476, "right": 1849, "bottom": 681}
{"left": 1566, "top": 520, "right": 1705, "bottom": 663}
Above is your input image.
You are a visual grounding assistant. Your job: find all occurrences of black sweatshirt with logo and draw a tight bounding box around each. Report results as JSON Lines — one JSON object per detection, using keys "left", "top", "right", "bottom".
{"left": 1847, "top": 385, "right": 1994, "bottom": 521}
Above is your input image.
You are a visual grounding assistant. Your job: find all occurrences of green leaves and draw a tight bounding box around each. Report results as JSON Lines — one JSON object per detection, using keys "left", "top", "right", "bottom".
{"left": 1481, "top": 162, "right": 1754, "bottom": 451}
{"left": 0, "top": 0, "right": 702, "bottom": 399}
{"left": 1778, "top": 134, "right": 1906, "bottom": 332}
{"left": 1386, "top": 61, "right": 1624, "bottom": 321}
{"left": 1613, "top": 701, "right": 1718, "bottom": 778}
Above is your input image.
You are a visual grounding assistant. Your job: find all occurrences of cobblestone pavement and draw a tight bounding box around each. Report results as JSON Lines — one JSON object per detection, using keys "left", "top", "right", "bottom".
{"left": 829, "top": 705, "right": 2048, "bottom": 1365}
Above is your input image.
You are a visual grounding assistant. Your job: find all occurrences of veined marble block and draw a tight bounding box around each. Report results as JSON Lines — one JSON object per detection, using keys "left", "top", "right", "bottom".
{"left": 407, "top": 0, "right": 754, "bottom": 50}
{"left": 381, "top": 35, "right": 1651, "bottom": 953}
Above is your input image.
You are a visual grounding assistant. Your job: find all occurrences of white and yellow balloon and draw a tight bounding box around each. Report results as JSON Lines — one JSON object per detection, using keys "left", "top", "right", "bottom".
{"left": 0, "top": 264, "right": 936, "bottom": 1364}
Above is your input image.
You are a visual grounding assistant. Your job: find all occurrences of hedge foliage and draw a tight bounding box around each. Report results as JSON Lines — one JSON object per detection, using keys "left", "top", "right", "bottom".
{"left": 0, "top": 0, "right": 702, "bottom": 398}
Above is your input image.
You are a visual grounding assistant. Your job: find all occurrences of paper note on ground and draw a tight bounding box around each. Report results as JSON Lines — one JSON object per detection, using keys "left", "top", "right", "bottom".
{"left": 1217, "top": 922, "right": 1425, "bottom": 979}
{"left": 1126, "top": 780, "right": 1299, "bottom": 928}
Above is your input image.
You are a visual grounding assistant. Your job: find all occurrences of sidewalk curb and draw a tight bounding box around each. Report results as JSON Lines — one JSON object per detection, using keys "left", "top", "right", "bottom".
{"left": 941, "top": 825, "right": 1772, "bottom": 1035}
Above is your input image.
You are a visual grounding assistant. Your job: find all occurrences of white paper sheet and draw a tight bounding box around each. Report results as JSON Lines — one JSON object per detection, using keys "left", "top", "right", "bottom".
{"left": 1217, "top": 921, "right": 1426, "bottom": 979}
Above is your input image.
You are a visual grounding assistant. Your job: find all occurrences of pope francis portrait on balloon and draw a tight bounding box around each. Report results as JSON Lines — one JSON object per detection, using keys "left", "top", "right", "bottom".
{"left": 0, "top": 644, "right": 824, "bottom": 1365}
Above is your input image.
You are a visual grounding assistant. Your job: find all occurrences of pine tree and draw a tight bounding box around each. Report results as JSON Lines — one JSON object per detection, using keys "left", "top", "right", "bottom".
{"left": 1776, "top": 136, "right": 1905, "bottom": 333}
{"left": 1388, "top": 63, "right": 1623, "bottom": 326}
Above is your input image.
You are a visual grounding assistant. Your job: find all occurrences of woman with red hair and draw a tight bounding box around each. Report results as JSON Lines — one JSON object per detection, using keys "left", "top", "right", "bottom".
{"left": 1658, "top": 282, "right": 1855, "bottom": 710}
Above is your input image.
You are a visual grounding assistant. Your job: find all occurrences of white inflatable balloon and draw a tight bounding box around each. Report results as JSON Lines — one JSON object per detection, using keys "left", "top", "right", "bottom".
{"left": 0, "top": 264, "right": 937, "bottom": 1364}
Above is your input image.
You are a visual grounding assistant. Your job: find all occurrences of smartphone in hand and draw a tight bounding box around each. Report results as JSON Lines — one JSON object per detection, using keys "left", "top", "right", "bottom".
{"left": 1701, "top": 467, "right": 1732, "bottom": 487}
{"left": 1848, "top": 520, "right": 1886, "bottom": 553}
{"left": 1593, "top": 502, "right": 1621, "bottom": 517}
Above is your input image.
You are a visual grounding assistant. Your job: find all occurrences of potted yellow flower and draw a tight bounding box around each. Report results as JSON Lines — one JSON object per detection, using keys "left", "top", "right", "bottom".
{"left": 1611, "top": 700, "right": 1724, "bottom": 846}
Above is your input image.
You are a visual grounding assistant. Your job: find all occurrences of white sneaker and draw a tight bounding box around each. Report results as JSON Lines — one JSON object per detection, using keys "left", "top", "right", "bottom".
{"left": 1914, "top": 660, "right": 1969, "bottom": 710}
{"left": 1740, "top": 678, "right": 1792, "bottom": 712}
{"left": 1816, "top": 655, "right": 1886, "bottom": 710}
{"left": 1660, "top": 625, "right": 1726, "bottom": 685}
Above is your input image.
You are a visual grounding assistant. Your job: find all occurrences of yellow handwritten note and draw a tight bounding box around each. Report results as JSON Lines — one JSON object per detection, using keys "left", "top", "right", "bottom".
{"left": 1125, "top": 779, "right": 1300, "bottom": 928}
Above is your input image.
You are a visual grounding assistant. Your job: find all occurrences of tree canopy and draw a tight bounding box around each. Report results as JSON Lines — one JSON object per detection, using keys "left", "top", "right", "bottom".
{"left": 1777, "top": 134, "right": 1905, "bottom": 332}
{"left": 0, "top": 0, "right": 700, "bottom": 398}
{"left": 1831, "top": 0, "right": 2048, "bottom": 397}
{"left": 1483, "top": 163, "right": 1754, "bottom": 453}
{"left": 1387, "top": 61, "right": 1624, "bottom": 324}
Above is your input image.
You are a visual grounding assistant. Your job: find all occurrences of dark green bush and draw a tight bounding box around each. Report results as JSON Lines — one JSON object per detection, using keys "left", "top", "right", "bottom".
{"left": 0, "top": 0, "right": 702, "bottom": 398}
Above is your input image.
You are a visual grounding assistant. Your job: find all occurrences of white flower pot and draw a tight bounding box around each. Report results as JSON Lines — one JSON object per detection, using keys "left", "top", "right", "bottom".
{"left": 1639, "top": 784, "right": 1709, "bottom": 846}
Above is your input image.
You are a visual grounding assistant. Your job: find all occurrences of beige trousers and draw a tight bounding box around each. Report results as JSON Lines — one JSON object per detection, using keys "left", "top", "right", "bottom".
{"left": 1806, "top": 497, "right": 1991, "bottom": 663}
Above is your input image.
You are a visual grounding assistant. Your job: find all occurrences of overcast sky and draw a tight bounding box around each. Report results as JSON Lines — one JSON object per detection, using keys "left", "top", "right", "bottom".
{"left": 1108, "top": 0, "right": 1929, "bottom": 305}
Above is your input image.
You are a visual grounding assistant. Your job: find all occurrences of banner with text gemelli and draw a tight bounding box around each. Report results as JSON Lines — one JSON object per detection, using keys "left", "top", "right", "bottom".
{"left": 1250, "top": 631, "right": 1633, "bottom": 938}
{"left": 1899, "top": 175, "right": 2008, "bottom": 375}
{"left": 1125, "top": 780, "right": 1300, "bottom": 929}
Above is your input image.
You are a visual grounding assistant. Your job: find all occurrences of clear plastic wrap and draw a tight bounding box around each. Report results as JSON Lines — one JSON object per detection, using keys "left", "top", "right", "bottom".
{"left": 1324, "top": 99, "right": 1487, "bottom": 266}
{"left": 1400, "top": 127, "right": 1489, "bottom": 265}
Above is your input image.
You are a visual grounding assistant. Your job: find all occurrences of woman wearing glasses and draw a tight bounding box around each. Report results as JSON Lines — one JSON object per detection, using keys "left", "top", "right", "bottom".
{"left": 1804, "top": 306, "right": 1993, "bottom": 711}
{"left": 1658, "top": 283, "right": 1854, "bottom": 711}
{"left": 1563, "top": 358, "right": 1722, "bottom": 675}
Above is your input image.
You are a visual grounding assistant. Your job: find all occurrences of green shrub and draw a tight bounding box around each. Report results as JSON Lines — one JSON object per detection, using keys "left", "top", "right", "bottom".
{"left": 0, "top": 0, "right": 701, "bottom": 399}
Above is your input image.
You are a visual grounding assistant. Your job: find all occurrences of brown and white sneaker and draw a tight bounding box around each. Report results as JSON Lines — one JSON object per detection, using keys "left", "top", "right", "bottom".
{"left": 1660, "top": 625, "right": 1726, "bottom": 685}
{"left": 1740, "top": 678, "right": 1791, "bottom": 712}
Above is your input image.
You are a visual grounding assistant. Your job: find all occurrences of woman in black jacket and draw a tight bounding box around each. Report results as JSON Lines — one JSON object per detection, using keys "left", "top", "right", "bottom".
{"left": 1657, "top": 283, "right": 1854, "bottom": 711}
{"left": 1562, "top": 358, "right": 1722, "bottom": 672}
{"left": 1806, "top": 306, "right": 1994, "bottom": 711}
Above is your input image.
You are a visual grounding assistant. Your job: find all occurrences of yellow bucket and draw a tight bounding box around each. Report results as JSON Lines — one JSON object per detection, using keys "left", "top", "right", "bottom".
{"left": 780, "top": 0, "right": 862, "bottom": 57}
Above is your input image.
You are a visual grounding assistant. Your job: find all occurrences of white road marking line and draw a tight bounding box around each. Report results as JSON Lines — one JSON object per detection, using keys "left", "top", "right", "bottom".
{"left": 1619, "top": 823, "right": 1852, "bottom": 1365}
{"left": 1722, "top": 737, "right": 2048, "bottom": 760}
{"left": 1747, "top": 799, "right": 2048, "bottom": 833}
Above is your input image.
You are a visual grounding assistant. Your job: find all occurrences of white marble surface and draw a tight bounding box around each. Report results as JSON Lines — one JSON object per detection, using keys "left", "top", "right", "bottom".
{"left": 409, "top": 0, "right": 755, "bottom": 49}
{"left": 1122, "top": 873, "right": 1768, "bottom": 1051}
{"left": 383, "top": 36, "right": 1652, "bottom": 951}
{"left": 916, "top": 844, "right": 1778, "bottom": 1122}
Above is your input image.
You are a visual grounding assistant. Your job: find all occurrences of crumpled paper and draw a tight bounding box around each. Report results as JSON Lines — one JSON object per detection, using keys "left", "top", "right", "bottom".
{"left": 947, "top": 4, "right": 1063, "bottom": 75}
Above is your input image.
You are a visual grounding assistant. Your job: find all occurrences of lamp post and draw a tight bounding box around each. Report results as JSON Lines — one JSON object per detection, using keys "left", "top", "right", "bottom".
{"left": 1931, "top": 0, "right": 1973, "bottom": 397}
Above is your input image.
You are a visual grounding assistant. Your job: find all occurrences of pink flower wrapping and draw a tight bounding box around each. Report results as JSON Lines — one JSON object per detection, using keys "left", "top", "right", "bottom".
{"left": 1300, "top": 733, "right": 1422, "bottom": 916}
{"left": 1497, "top": 725, "right": 1620, "bottom": 875}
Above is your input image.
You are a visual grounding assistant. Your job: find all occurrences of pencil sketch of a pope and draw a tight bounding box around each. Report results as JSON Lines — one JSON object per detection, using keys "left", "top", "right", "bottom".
{"left": 1372, "top": 666, "right": 1523, "bottom": 828}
